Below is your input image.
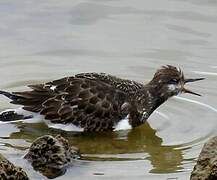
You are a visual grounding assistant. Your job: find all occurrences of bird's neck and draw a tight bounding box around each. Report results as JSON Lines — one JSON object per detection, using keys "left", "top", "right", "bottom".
{"left": 139, "top": 83, "right": 169, "bottom": 115}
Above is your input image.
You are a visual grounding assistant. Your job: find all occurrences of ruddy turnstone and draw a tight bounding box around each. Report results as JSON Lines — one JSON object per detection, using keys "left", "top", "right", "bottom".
{"left": 0, "top": 65, "right": 204, "bottom": 132}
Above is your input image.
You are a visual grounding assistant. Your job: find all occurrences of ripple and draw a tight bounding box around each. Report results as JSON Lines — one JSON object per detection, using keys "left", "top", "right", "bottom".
{"left": 166, "top": 24, "right": 211, "bottom": 37}
{"left": 193, "top": 71, "right": 217, "bottom": 76}
{"left": 175, "top": 96, "right": 217, "bottom": 113}
{"left": 0, "top": 0, "right": 217, "bottom": 179}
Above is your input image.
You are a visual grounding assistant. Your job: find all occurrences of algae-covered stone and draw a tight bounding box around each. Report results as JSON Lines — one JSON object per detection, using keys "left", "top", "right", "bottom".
{"left": 191, "top": 136, "right": 217, "bottom": 180}
{"left": 24, "top": 135, "right": 80, "bottom": 179}
{"left": 0, "top": 153, "right": 29, "bottom": 180}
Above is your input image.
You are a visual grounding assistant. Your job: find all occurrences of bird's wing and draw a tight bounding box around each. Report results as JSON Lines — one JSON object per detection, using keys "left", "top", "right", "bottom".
{"left": 44, "top": 77, "right": 128, "bottom": 131}
{"left": 12, "top": 76, "right": 127, "bottom": 131}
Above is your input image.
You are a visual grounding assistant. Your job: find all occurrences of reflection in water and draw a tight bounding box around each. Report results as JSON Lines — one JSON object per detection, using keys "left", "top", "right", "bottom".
{"left": 0, "top": 0, "right": 216, "bottom": 179}
{"left": 8, "top": 121, "right": 183, "bottom": 173}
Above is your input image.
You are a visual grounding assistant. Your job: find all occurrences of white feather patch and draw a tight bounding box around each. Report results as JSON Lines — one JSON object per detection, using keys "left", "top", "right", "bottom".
{"left": 50, "top": 85, "right": 56, "bottom": 91}
{"left": 167, "top": 84, "right": 176, "bottom": 91}
{"left": 114, "top": 115, "right": 132, "bottom": 131}
{"left": 0, "top": 108, "right": 85, "bottom": 132}
{"left": 45, "top": 120, "right": 84, "bottom": 132}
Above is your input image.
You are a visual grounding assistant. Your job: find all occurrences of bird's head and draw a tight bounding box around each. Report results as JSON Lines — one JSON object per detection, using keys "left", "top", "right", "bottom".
{"left": 149, "top": 65, "right": 204, "bottom": 99}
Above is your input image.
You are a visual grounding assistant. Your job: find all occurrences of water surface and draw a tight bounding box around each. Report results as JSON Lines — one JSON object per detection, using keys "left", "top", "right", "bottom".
{"left": 0, "top": 0, "right": 217, "bottom": 179}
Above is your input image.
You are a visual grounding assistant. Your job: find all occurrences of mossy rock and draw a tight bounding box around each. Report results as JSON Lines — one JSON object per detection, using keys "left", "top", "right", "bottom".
{"left": 24, "top": 135, "right": 80, "bottom": 179}
{"left": 0, "top": 154, "right": 29, "bottom": 180}
{"left": 191, "top": 136, "right": 217, "bottom": 180}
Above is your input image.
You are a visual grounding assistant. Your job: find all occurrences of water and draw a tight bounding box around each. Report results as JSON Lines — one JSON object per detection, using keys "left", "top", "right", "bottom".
{"left": 0, "top": 0, "right": 217, "bottom": 179}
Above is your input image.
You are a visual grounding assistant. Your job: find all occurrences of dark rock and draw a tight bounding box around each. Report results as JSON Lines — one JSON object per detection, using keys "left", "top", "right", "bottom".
{"left": 24, "top": 135, "right": 80, "bottom": 179}
{"left": 191, "top": 136, "right": 217, "bottom": 180}
{"left": 0, "top": 110, "right": 33, "bottom": 122}
{"left": 0, "top": 153, "right": 29, "bottom": 180}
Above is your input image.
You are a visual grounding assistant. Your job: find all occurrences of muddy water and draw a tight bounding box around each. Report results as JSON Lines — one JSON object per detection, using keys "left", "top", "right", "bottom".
{"left": 0, "top": 0, "right": 217, "bottom": 179}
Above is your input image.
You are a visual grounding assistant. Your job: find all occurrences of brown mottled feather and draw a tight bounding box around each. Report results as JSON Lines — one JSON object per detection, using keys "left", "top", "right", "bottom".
{"left": 10, "top": 76, "right": 129, "bottom": 131}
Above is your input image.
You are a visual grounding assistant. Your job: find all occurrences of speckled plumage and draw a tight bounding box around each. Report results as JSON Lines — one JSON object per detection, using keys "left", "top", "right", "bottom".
{"left": 0, "top": 65, "right": 204, "bottom": 132}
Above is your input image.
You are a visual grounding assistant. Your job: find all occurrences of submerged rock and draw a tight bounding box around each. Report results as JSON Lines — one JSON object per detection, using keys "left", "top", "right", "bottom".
{"left": 191, "top": 136, "right": 217, "bottom": 180}
{"left": 0, "top": 153, "right": 29, "bottom": 180}
{"left": 24, "top": 135, "right": 80, "bottom": 179}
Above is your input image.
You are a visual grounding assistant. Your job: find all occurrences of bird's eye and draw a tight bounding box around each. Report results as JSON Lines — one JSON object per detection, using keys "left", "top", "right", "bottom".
{"left": 169, "top": 79, "right": 179, "bottom": 84}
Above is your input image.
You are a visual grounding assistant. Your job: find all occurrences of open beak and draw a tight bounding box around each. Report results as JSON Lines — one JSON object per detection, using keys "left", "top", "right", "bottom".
{"left": 182, "top": 78, "right": 205, "bottom": 96}
{"left": 184, "top": 78, "right": 205, "bottom": 83}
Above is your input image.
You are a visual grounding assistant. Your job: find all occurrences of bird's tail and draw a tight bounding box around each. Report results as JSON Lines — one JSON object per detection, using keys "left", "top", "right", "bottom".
{"left": 0, "top": 90, "right": 20, "bottom": 101}
{"left": 1, "top": 84, "right": 56, "bottom": 114}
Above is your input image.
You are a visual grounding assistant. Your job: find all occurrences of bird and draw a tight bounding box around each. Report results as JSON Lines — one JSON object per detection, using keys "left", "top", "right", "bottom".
{"left": 0, "top": 65, "right": 204, "bottom": 132}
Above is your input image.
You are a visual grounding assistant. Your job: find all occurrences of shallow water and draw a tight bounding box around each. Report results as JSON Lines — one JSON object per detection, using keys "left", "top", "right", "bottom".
{"left": 0, "top": 0, "right": 217, "bottom": 179}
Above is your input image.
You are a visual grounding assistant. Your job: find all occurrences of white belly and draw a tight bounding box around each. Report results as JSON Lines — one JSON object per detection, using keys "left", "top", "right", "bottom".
{"left": 44, "top": 120, "right": 84, "bottom": 132}
{"left": 0, "top": 108, "right": 84, "bottom": 132}
{"left": 114, "top": 115, "right": 132, "bottom": 131}
{"left": 0, "top": 108, "right": 132, "bottom": 132}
